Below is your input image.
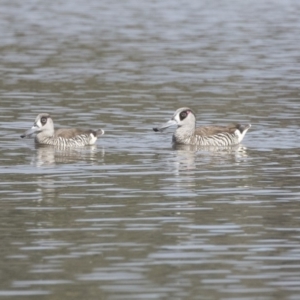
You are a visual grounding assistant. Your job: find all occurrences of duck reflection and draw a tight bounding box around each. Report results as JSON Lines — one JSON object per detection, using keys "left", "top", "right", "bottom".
{"left": 32, "top": 144, "right": 104, "bottom": 167}
{"left": 172, "top": 143, "right": 249, "bottom": 171}
{"left": 169, "top": 144, "right": 250, "bottom": 193}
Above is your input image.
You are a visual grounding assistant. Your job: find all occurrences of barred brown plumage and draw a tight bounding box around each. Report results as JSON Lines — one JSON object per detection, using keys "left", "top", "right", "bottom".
{"left": 21, "top": 113, "right": 104, "bottom": 148}
{"left": 153, "top": 107, "right": 251, "bottom": 146}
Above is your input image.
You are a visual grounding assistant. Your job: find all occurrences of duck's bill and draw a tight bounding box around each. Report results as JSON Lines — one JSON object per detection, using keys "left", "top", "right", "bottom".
{"left": 20, "top": 125, "right": 39, "bottom": 138}
{"left": 153, "top": 119, "right": 177, "bottom": 132}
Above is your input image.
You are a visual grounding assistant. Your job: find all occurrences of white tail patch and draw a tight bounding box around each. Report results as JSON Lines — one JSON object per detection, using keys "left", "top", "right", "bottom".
{"left": 236, "top": 124, "right": 251, "bottom": 143}
{"left": 89, "top": 133, "right": 98, "bottom": 145}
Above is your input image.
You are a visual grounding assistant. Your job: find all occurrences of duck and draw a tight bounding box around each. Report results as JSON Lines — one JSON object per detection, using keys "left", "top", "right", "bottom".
{"left": 153, "top": 107, "right": 251, "bottom": 146}
{"left": 21, "top": 113, "right": 104, "bottom": 147}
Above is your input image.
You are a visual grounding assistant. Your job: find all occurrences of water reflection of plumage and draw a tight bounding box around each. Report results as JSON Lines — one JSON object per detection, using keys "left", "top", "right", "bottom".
{"left": 173, "top": 144, "right": 249, "bottom": 171}
{"left": 32, "top": 144, "right": 103, "bottom": 166}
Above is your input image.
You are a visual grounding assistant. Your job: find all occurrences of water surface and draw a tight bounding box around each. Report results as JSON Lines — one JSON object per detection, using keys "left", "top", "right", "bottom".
{"left": 1, "top": 0, "right": 300, "bottom": 299}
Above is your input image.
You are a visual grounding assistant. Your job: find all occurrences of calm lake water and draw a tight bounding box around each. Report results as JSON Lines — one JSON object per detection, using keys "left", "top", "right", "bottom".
{"left": 1, "top": 0, "right": 300, "bottom": 299}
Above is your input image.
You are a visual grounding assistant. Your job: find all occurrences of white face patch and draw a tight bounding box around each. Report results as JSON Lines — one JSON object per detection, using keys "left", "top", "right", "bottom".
{"left": 36, "top": 119, "right": 43, "bottom": 128}
{"left": 174, "top": 113, "right": 181, "bottom": 123}
{"left": 175, "top": 110, "right": 194, "bottom": 127}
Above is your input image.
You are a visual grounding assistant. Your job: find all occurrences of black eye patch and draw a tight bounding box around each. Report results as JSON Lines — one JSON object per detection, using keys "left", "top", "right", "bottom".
{"left": 179, "top": 111, "right": 188, "bottom": 120}
{"left": 41, "top": 117, "right": 47, "bottom": 125}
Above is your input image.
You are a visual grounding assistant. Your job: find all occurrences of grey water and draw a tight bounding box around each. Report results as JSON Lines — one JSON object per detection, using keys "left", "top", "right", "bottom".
{"left": 1, "top": 0, "right": 300, "bottom": 299}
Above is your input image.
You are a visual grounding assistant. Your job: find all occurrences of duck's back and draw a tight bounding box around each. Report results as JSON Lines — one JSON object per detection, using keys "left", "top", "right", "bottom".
{"left": 52, "top": 128, "right": 104, "bottom": 146}
{"left": 186, "top": 123, "right": 251, "bottom": 146}
{"left": 55, "top": 128, "right": 99, "bottom": 139}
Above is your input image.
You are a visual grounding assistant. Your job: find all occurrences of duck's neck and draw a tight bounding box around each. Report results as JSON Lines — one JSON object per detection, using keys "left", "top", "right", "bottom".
{"left": 35, "top": 133, "right": 55, "bottom": 145}
{"left": 173, "top": 125, "right": 195, "bottom": 144}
